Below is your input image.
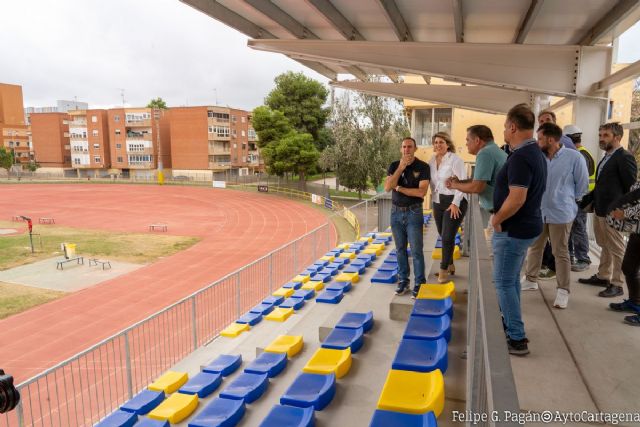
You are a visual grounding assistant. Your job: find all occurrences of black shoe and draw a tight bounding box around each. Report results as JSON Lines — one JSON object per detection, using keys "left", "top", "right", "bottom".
{"left": 578, "top": 274, "right": 609, "bottom": 287}
{"left": 410, "top": 285, "right": 421, "bottom": 299}
{"left": 624, "top": 314, "right": 640, "bottom": 326}
{"left": 609, "top": 299, "right": 640, "bottom": 313}
{"left": 395, "top": 283, "right": 408, "bottom": 296}
{"left": 598, "top": 285, "right": 623, "bottom": 298}
{"left": 507, "top": 338, "right": 529, "bottom": 356}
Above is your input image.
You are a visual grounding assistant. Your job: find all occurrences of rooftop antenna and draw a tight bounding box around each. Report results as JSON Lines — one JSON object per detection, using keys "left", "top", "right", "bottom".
{"left": 118, "top": 88, "right": 126, "bottom": 106}
{"left": 212, "top": 88, "right": 218, "bottom": 106}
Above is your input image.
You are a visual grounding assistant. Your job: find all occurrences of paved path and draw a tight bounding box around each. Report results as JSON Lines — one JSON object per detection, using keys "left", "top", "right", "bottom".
{"left": 0, "top": 184, "right": 335, "bottom": 383}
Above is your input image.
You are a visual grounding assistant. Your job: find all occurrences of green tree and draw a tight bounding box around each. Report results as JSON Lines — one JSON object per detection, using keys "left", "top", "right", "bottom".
{"left": 265, "top": 71, "right": 329, "bottom": 148}
{"left": 146, "top": 97, "right": 167, "bottom": 109}
{"left": 630, "top": 78, "right": 640, "bottom": 171}
{"left": 251, "top": 106, "right": 293, "bottom": 148}
{"left": 0, "top": 147, "right": 14, "bottom": 175}
{"left": 262, "top": 132, "right": 319, "bottom": 181}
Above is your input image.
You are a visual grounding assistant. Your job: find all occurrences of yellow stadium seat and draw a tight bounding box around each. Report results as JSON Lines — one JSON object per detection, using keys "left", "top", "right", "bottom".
{"left": 220, "top": 322, "right": 250, "bottom": 338}
{"left": 320, "top": 255, "right": 335, "bottom": 262}
{"left": 147, "top": 392, "right": 198, "bottom": 423}
{"left": 335, "top": 272, "right": 359, "bottom": 283}
{"left": 148, "top": 371, "right": 188, "bottom": 394}
{"left": 292, "top": 274, "right": 310, "bottom": 283}
{"left": 302, "top": 280, "right": 324, "bottom": 291}
{"left": 377, "top": 232, "right": 393, "bottom": 237}
{"left": 264, "top": 335, "right": 304, "bottom": 357}
{"left": 359, "top": 236, "right": 373, "bottom": 243}
{"left": 377, "top": 369, "right": 444, "bottom": 416}
{"left": 431, "top": 246, "right": 461, "bottom": 260}
{"left": 363, "top": 247, "right": 382, "bottom": 256}
{"left": 368, "top": 243, "right": 385, "bottom": 251}
{"left": 338, "top": 252, "right": 356, "bottom": 260}
{"left": 273, "top": 287, "right": 295, "bottom": 298}
{"left": 303, "top": 348, "right": 352, "bottom": 379}
{"left": 416, "top": 281, "right": 456, "bottom": 302}
{"left": 265, "top": 307, "right": 294, "bottom": 322}
{"left": 338, "top": 243, "right": 351, "bottom": 250}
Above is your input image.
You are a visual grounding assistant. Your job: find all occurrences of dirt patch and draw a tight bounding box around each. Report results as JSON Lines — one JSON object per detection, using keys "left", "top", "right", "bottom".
{"left": 0, "top": 282, "right": 66, "bottom": 319}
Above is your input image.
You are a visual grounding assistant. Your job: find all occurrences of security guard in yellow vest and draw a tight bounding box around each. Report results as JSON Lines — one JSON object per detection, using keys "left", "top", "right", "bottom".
{"left": 564, "top": 124, "right": 594, "bottom": 271}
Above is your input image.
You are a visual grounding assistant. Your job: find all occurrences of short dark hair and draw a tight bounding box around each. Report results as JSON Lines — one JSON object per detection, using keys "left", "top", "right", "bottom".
{"left": 599, "top": 122, "right": 624, "bottom": 138}
{"left": 467, "top": 125, "right": 494, "bottom": 142}
{"left": 402, "top": 136, "right": 417, "bottom": 147}
{"left": 507, "top": 103, "right": 535, "bottom": 130}
{"left": 537, "top": 122, "right": 563, "bottom": 141}
{"left": 539, "top": 110, "right": 557, "bottom": 123}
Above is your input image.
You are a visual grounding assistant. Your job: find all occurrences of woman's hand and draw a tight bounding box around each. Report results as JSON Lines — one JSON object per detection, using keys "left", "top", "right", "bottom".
{"left": 612, "top": 208, "right": 625, "bottom": 220}
{"left": 447, "top": 203, "right": 461, "bottom": 219}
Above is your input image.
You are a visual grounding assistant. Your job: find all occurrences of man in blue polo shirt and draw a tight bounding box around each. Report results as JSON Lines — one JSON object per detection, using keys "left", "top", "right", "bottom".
{"left": 491, "top": 103, "right": 547, "bottom": 356}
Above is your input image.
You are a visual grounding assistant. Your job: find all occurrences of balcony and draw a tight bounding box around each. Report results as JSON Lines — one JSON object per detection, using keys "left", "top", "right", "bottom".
{"left": 208, "top": 132, "right": 230, "bottom": 141}
{"left": 69, "top": 120, "right": 87, "bottom": 126}
{"left": 71, "top": 148, "right": 89, "bottom": 154}
{"left": 128, "top": 162, "right": 154, "bottom": 169}
{"left": 125, "top": 119, "right": 152, "bottom": 127}
{"left": 208, "top": 145, "right": 230, "bottom": 155}
{"left": 69, "top": 135, "right": 88, "bottom": 141}
{"left": 209, "top": 162, "right": 231, "bottom": 170}
{"left": 126, "top": 132, "right": 152, "bottom": 140}
{"left": 126, "top": 148, "right": 154, "bottom": 155}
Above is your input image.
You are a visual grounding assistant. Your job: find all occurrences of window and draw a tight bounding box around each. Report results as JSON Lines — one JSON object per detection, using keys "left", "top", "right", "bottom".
{"left": 114, "top": 115, "right": 120, "bottom": 122}
{"left": 115, "top": 129, "right": 121, "bottom": 135}
{"left": 241, "top": 130, "right": 245, "bottom": 137}
{"left": 241, "top": 116, "right": 246, "bottom": 123}
{"left": 91, "top": 116, "right": 97, "bottom": 123}
{"left": 242, "top": 143, "right": 247, "bottom": 150}
{"left": 413, "top": 108, "right": 452, "bottom": 146}
{"left": 207, "top": 111, "right": 230, "bottom": 122}
{"left": 73, "top": 158, "right": 81, "bottom": 165}
{"left": 127, "top": 143, "right": 145, "bottom": 152}
{"left": 208, "top": 126, "right": 230, "bottom": 138}
{"left": 116, "top": 143, "right": 122, "bottom": 149}
{"left": 248, "top": 129, "right": 257, "bottom": 139}
{"left": 93, "top": 143, "right": 100, "bottom": 149}
{"left": 117, "top": 156, "right": 123, "bottom": 163}
{"left": 128, "top": 154, "right": 153, "bottom": 164}
{"left": 233, "top": 143, "right": 237, "bottom": 149}
{"left": 8, "top": 141, "right": 13, "bottom": 147}
{"left": 92, "top": 130, "right": 98, "bottom": 137}
{"left": 15, "top": 141, "right": 20, "bottom": 147}
{"left": 94, "top": 156, "right": 101, "bottom": 163}
{"left": 231, "top": 115, "right": 236, "bottom": 123}
{"left": 232, "top": 129, "right": 237, "bottom": 137}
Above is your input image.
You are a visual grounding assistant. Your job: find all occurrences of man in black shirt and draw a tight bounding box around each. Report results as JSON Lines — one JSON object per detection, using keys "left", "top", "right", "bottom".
{"left": 385, "top": 137, "right": 431, "bottom": 297}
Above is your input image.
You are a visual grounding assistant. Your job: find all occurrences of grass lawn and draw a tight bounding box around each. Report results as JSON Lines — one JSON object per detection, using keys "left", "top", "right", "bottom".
{"left": 0, "top": 220, "right": 200, "bottom": 271}
{"left": 329, "top": 189, "right": 374, "bottom": 200}
{"left": 0, "top": 282, "right": 66, "bottom": 319}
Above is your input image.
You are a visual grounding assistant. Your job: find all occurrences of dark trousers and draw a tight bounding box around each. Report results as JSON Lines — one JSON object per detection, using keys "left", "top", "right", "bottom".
{"left": 433, "top": 194, "right": 468, "bottom": 270}
{"left": 622, "top": 233, "right": 640, "bottom": 305}
{"left": 569, "top": 210, "right": 591, "bottom": 264}
{"left": 542, "top": 241, "right": 555, "bottom": 271}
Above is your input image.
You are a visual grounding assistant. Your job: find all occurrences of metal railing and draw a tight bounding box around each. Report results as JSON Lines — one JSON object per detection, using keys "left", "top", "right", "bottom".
{"left": 1, "top": 222, "right": 334, "bottom": 427}
{"left": 465, "top": 194, "right": 520, "bottom": 426}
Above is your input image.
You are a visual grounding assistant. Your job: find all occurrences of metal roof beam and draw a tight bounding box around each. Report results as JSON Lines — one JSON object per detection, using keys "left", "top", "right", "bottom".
{"left": 245, "top": 0, "right": 318, "bottom": 39}
{"left": 294, "top": 58, "right": 337, "bottom": 80}
{"left": 180, "top": 0, "right": 275, "bottom": 38}
{"left": 377, "top": 0, "right": 413, "bottom": 41}
{"left": 305, "top": 0, "right": 365, "bottom": 41}
{"left": 249, "top": 39, "right": 612, "bottom": 96}
{"left": 592, "top": 58, "right": 640, "bottom": 92}
{"left": 514, "top": 0, "right": 544, "bottom": 44}
{"left": 451, "top": 0, "right": 464, "bottom": 43}
{"left": 330, "top": 81, "right": 535, "bottom": 114}
{"left": 578, "top": 0, "right": 640, "bottom": 45}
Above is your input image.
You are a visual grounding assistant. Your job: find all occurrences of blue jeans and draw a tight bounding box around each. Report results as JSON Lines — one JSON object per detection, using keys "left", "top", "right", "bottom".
{"left": 569, "top": 210, "right": 591, "bottom": 264}
{"left": 391, "top": 205, "right": 426, "bottom": 288}
{"left": 492, "top": 232, "right": 537, "bottom": 341}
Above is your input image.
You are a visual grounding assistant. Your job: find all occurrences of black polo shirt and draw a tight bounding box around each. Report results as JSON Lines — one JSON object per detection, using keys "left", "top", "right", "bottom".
{"left": 388, "top": 158, "right": 430, "bottom": 207}
{"left": 493, "top": 139, "right": 547, "bottom": 239}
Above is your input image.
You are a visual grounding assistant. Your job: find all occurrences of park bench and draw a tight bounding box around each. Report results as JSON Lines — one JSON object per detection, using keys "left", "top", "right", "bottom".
{"left": 148, "top": 223, "right": 168, "bottom": 232}
{"left": 89, "top": 259, "right": 112, "bottom": 270}
{"left": 39, "top": 217, "right": 55, "bottom": 224}
{"left": 56, "top": 256, "right": 84, "bottom": 270}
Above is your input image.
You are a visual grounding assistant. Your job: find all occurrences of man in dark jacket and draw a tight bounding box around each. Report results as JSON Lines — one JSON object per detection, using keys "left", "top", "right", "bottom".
{"left": 578, "top": 122, "right": 637, "bottom": 297}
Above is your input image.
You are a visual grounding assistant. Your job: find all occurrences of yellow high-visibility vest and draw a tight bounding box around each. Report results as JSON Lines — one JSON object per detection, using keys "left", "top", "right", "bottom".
{"left": 578, "top": 146, "right": 596, "bottom": 192}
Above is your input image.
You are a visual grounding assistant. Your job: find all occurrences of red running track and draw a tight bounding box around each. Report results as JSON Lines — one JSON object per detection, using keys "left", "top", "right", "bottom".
{"left": 0, "top": 184, "right": 335, "bottom": 383}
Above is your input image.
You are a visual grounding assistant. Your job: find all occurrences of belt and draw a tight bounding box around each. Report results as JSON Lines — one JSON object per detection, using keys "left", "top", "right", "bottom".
{"left": 393, "top": 203, "right": 422, "bottom": 212}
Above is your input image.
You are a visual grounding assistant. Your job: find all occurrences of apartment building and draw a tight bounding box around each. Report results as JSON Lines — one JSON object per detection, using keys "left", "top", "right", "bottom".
{"left": 170, "top": 105, "right": 263, "bottom": 179}
{"left": 107, "top": 108, "right": 170, "bottom": 178}
{"left": 68, "top": 109, "right": 110, "bottom": 176}
{"left": 0, "top": 83, "right": 32, "bottom": 167}
{"left": 29, "top": 112, "right": 71, "bottom": 171}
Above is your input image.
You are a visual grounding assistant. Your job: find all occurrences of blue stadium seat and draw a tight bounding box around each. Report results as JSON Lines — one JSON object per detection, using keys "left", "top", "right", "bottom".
{"left": 94, "top": 410, "right": 137, "bottom": 427}
{"left": 328, "top": 261, "right": 345, "bottom": 270}
{"left": 328, "top": 248, "right": 343, "bottom": 255}
{"left": 305, "top": 264, "right": 321, "bottom": 274}
{"left": 219, "top": 372, "right": 269, "bottom": 403}
{"left": 120, "top": 389, "right": 164, "bottom": 415}
{"left": 292, "top": 288, "right": 315, "bottom": 300}
{"left": 335, "top": 311, "right": 374, "bottom": 333}
{"left": 371, "top": 270, "right": 398, "bottom": 284}
{"left": 202, "top": 354, "right": 242, "bottom": 377}
{"left": 343, "top": 264, "right": 365, "bottom": 275}
{"left": 313, "top": 260, "right": 329, "bottom": 268}
{"left": 332, "top": 257, "right": 349, "bottom": 266}
{"left": 349, "top": 243, "right": 366, "bottom": 251}
{"left": 350, "top": 259, "right": 367, "bottom": 269}
{"left": 404, "top": 315, "right": 451, "bottom": 342}
{"left": 133, "top": 418, "right": 169, "bottom": 427}
{"left": 392, "top": 337, "right": 448, "bottom": 373}
{"left": 370, "top": 409, "right": 437, "bottom": 426}
{"left": 280, "top": 372, "right": 336, "bottom": 410}
{"left": 263, "top": 296, "right": 284, "bottom": 306}
{"left": 412, "top": 298, "right": 454, "bottom": 319}
{"left": 314, "top": 272, "right": 333, "bottom": 283}
{"left": 372, "top": 239, "right": 388, "bottom": 246}
{"left": 378, "top": 262, "right": 398, "bottom": 271}
{"left": 178, "top": 372, "right": 222, "bottom": 398}
{"left": 318, "top": 266, "right": 339, "bottom": 276}
{"left": 259, "top": 405, "right": 314, "bottom": 427}
{"left": 283, "top": 281, "right": 303, "bottom": 289}
{"left": 250, "top": 303, "right": 275, "bottom": 316}
{"left": 343, "top": 248, "right": 360, "bottom": 254}
{"left": 187, "top": 398, "right": 245, "bottom": 427}
{"left": 236, "top": 311, "right": 263, "bottom": 326}
{"left": 321, "top": 327, "right": 364, "bottom": 353}
{"left": 279, "top": 296, "right": 305, "bottom": 310}
{"left": 355, "top": 253, "right": 375, "bottom": 266}
{"left": 326, "top": 281, "right": 352, "bottom": 293}
{"left": 316, "top": 289, "right": 344, "bottom": 304}
{"left": 300, "top": 268, "right": 318, "bottom": 277}
{"left": 244, "top": 352, "right": 288, "bottom": 378}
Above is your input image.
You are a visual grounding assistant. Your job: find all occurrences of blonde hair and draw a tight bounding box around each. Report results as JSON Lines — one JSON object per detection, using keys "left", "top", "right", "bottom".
{"left": 432, "top": 132, "right": 456, "bottom": 153}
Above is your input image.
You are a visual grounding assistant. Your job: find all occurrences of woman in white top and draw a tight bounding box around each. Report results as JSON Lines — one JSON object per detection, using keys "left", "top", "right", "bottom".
{"left": 429, "top": 132, "right": 468, "bottom": 283}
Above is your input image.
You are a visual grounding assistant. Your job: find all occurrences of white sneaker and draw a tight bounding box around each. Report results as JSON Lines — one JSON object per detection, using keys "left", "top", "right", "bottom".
{"left": 554, "top": 289, "right": 569, "bottom": 309}
{"left": 521, "top": 276, "right": 539, "bottom": 291}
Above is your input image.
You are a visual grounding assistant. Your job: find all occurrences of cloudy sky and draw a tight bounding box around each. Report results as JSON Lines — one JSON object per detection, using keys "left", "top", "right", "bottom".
{"left": 1, "top": 0, "right": 639, "bottom": 112}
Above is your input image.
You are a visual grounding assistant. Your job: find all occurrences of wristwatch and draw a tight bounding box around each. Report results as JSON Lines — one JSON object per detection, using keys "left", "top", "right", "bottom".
{"left": 395, "top": 185, "right": 401, "bottom": 192}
